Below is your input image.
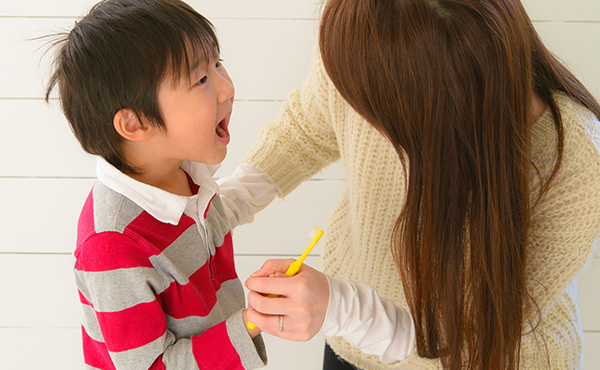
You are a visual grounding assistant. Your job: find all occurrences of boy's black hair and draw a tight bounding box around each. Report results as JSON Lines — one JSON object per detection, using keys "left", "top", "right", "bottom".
{"left": 45, "top": 0, "right": 220, "bottom": 174}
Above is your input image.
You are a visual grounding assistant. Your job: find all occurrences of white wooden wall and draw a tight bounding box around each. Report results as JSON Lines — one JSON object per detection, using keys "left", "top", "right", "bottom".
{"left": 0, "top": 1, "right": 598, "bottom": 369}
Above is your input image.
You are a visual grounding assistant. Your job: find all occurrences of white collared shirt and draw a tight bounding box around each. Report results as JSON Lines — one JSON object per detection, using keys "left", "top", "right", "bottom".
{"left": 96, "top": 157, "right": 221, "bottom": 228}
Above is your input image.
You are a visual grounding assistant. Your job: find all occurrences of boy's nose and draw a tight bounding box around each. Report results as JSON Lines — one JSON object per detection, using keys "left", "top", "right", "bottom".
{"left": 216, "top": 70, "right": 235, "bottom": 104}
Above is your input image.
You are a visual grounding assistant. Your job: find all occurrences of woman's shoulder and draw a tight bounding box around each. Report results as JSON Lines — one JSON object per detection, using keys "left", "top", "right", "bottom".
{"left": 554, "top": 91, "right": 600, "bottom": 145}
{"left": 532, "top": 92, "right": 600, "bottom": 166}
{"left": 529, "top": 91, "right": 600, "bottom": 223}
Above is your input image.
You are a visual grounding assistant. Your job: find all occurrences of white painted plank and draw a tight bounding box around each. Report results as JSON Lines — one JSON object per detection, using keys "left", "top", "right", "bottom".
{"left": 4, "top": 0, "right": 600, "bottom": 22}
{"left": 0, "top": 0, "right": 95, "bottom": 17}
{"left": 0, "top": 178, "right": 95, "bottom": 253}
{"left": 0, "top": 254, "right": 80, "bottom": 328}
{"left": 533, "top": 22, "right": 600, "bottom": 98}
{"left": 216, "top": 17, "right": 318, "bottom": 101}
{"left": 0, "top": 99, "right": 96, "bottom": 178}
{"left": 522, "top": 0, "right": 600, "bottom": 22}
{"left": 0, "top": 177, "right": 343, "bottom": 254}
{"left": 1, "top": 17, "right": 317, "bottom": 101}
{"left": 584, "top": 332, "right": 600, "bottom": 370}
{"left": 231, "top": 179, "right": 346, "bottom": 256}
{"left": 0, "top": 99, "right": 344, "bottom": 179}
{"left": 0, "top": 328, "right": 83, "bottom": 370}
{"left": 261, "top": 334, "right": 325, "bottom": 370}
{"left": 0, "top": 0, "right": 322, "bottom": 20}
{"left": 0, "top": 17, "right": 59, "bottom": 99}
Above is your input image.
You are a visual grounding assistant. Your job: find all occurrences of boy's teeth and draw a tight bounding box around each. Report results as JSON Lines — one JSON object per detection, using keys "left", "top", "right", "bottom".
{"left": 216, "top": 124, "right": 228, "bottom": 138}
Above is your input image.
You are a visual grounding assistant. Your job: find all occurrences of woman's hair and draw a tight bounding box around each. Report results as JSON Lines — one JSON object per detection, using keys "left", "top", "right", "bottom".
{"left": 319, "top": 0, "right": 600, "bottom": 369}
{"left": 45, "top": 0, "right": 219, "bottom": 174}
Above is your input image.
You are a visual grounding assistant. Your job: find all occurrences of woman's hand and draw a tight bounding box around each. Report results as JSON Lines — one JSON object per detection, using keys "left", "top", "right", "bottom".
{"left": 245, "top": 259, "right": 330, "bottom": 341}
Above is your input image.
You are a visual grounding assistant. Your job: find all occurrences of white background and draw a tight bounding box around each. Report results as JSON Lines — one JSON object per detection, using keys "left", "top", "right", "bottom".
{"left": 0, "top": 0, "right": 598, "bottom": 369}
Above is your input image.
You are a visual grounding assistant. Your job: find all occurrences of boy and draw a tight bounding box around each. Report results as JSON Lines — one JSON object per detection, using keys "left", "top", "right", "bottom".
{"left": 45, "top": 0, "right": 266, "bottom": 368}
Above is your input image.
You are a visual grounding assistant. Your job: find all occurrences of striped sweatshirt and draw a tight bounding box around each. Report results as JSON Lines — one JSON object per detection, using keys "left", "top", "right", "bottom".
{"left": 73, "top": 158, "right": 267, "bottom": 370}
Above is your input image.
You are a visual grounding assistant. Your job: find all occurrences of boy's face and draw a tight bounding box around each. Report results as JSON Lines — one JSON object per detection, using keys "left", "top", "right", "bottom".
{"left": 154, "top": 57, "right": 234, "bottom": 165}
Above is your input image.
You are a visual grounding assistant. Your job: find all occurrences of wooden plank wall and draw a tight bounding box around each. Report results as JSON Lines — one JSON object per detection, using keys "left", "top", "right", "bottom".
{"left": 0, "top": 1, "right": 598, "bottom": 369}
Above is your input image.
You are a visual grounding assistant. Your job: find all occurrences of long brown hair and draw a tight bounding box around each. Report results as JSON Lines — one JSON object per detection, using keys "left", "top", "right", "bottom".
{"left": 319, "top": 0, "right": 600, "bottom": 369}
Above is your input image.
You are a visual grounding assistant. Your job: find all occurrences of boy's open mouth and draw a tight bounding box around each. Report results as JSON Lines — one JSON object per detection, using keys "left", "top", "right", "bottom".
{"left": 216, "top": 118, "right": 229, "bottom": 139}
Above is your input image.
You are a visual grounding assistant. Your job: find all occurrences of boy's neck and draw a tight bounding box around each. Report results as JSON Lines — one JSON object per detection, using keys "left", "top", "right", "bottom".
{"left": 130, "top": 162, "right": 194, "bottom": 197}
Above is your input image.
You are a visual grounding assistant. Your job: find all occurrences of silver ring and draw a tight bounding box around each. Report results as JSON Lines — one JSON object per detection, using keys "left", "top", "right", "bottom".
{"left": 279, "top": 315, "right": 284, "bottom": 332}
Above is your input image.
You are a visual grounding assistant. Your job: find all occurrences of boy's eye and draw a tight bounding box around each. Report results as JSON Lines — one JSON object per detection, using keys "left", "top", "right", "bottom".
{"left": 216, "top": 59, "right": 223, "bottom": 68}
{"left": 196, "top": 75, "right": 207, "bottom": 85}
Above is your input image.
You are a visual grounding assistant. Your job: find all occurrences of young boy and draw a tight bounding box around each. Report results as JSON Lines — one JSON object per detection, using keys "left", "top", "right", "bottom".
{"left": 45, "top": 0, "right": 266, "bottom": 368}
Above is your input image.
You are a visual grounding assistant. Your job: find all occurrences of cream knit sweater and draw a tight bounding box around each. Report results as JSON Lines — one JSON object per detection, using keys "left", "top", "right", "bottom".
{"left": 244, "top": 56, "right": 600, "bottom": 369}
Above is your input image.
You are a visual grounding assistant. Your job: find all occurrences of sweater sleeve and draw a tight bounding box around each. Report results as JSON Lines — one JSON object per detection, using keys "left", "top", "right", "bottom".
{"left": 75, "top": 232, "right": 266, "bottom": 370}
{"left": 526, "top": 98, "right": 600, "bottom": 321}
{"left": 244, "top": 54, "right": 341, "bottom": 196}
{"left": 320, "top": 276, "right": 416, "bottom": 364}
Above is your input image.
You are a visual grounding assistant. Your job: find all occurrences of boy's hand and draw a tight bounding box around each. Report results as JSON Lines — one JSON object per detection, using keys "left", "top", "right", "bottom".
{"left": 245, "top": 259, "right": 329, "bottom": 342}
{"left": 242, "top": 309, "right": 262, "bottom": 338}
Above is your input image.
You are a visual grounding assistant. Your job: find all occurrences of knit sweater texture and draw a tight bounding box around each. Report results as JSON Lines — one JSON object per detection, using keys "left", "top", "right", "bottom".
{"left": 244, "top": 56, "right": 600, "bottom": 369}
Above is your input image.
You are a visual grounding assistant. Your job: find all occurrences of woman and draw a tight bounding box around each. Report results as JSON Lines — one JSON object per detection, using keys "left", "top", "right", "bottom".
{"left": 221, "top": 0, "right": 600, "bottom": 369}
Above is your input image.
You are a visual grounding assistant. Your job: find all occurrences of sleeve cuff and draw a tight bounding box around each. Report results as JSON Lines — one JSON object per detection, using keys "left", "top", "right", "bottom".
{"left": 319, "top": 274, "right": 341, "bottom": 338}
{"left": 226, "top": 309, "right": 268, "bottom": 369}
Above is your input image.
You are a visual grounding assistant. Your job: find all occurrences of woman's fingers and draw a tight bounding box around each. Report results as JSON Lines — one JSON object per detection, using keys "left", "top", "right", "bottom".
{"left": 246, "top": 272, "right": 293, "bottom": 297}
{"left": 245, "top": 305, "right": 278, "bottom": 333}
{"left": 245, "top": 262, "right": 331, "bottom": 342}
{"left": 247, "top": 290, "right": 288, "bottom": 315}
{"left": 246, "top": 305, "right": 316, "bottom": 342}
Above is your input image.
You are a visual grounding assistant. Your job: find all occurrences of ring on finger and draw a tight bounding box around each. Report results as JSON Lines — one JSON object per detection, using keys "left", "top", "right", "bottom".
{"left": 279, "top": 315, "right": 284, "bottom": 332}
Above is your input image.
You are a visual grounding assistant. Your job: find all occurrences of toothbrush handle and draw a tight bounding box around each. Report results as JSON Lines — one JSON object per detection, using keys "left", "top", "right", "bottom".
{"left": 285, "top": 229, "right": 324, "bottom": 276}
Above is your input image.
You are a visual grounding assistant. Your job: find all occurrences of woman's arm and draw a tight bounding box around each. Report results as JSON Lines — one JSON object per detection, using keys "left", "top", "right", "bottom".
{"left": 245, "top": 259, "right": 415, "bottom": 364}
{"left": 217, "top": 163, "right": 279, "bottom": 229}
{"left": 321, "top": 276, "right": 416, "bottom": 364}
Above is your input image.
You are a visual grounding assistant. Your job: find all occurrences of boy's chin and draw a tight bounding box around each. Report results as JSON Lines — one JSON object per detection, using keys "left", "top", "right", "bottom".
{"left": 201, "top": 149, "right": 227, "bottom": 166}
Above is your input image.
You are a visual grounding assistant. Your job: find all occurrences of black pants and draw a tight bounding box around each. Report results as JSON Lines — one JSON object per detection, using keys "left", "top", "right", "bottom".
{"left": 323, "top": 343, "right": 361, "bottom": 370}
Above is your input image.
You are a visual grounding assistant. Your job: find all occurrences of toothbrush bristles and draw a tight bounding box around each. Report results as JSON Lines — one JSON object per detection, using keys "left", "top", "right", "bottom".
{"left": 308, "top": 226, "right": 322, "bottom": 239}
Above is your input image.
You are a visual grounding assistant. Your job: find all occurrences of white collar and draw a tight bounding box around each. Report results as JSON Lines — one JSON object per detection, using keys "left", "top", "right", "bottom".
{"left": 96, "top": 157, "right": 221, "bottom": 225}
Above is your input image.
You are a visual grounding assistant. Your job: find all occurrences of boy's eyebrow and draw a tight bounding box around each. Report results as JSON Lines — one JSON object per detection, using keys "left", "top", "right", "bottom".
{"left": 186, "top": 57, "right": 209, "bottom": 79}
{"left": 188, "top": 59, "right": 201, "bottom": 72}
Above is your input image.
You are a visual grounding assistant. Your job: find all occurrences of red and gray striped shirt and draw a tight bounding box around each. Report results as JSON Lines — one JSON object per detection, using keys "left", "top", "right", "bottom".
{"left": 73, "top": 158, "right": 267, "bottom": 370}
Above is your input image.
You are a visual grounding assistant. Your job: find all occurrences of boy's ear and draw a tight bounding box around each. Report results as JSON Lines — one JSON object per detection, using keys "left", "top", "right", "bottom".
{"left": 113, "top": 108, "right": 155, "bottom": 141}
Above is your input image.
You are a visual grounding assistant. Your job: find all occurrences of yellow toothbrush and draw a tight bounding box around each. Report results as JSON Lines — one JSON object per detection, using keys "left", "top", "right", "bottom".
{"left": 247, "top": 227, "right": 324, "bottom": 330}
